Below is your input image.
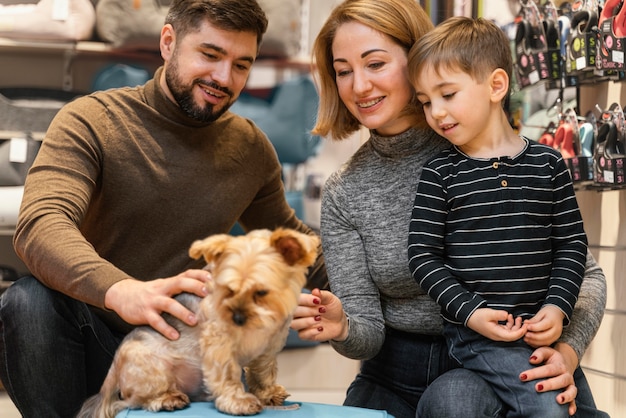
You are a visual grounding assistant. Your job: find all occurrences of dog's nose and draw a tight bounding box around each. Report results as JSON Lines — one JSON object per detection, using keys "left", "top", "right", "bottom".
{"left": 232, "top": 310, "right": 247, "bottom": 326}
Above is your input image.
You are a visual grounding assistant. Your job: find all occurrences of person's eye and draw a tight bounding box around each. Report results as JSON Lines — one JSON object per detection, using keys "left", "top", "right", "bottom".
{"left": 335, "top": 68, "right": 352, "bottom": 78}
{"left": 368, "top": 61, "right": 385, "bottom": 70}
{"left": 235, "top": 63, "right": 251, "bottom": 72}
{"left": 416, "top": 96, "right": 430, "bottom": 107}
{"left": 443, "top": 92, "right": 456, "bottom": 100}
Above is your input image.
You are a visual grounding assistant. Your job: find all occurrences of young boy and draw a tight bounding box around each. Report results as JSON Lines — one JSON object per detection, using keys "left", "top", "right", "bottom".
{"left": 407, "top": 17, "right": 588, "bottom": 418}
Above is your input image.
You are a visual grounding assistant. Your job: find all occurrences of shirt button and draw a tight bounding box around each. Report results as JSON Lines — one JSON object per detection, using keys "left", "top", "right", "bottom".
{"left": 493, "top": 162, "right": 499, "bottom": 169}
{"left": 501, "top": 180, "right": 508, "bottom": 187}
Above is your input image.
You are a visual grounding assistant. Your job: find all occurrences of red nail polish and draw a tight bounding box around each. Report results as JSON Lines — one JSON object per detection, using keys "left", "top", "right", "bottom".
{"left": 520, "top": 373, "right": 527, "bottom": 381}
{"left": 537, "top": 384, "right": 544, "bottom": 391}
{"left": 530, "top": 355, "right": 538, "bottom": 361}
{"left": 317, "top": 326, "right": 323, "bottom": 332}
{"left": 319, "top": 306, "right": 327, "bottom": 313}
{"left": 314, "top": 315, "right": 321, "bottom": 321}
{"left": 313, "top": 298, "right": 320, "bottom": 305}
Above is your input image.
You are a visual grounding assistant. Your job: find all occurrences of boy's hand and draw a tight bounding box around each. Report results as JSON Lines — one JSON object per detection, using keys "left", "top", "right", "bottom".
{"left": 467, "top": 308, "right": 527, "bottom": 342}
{"left": 523, "top": 305, "right": 565, "bottom": 348}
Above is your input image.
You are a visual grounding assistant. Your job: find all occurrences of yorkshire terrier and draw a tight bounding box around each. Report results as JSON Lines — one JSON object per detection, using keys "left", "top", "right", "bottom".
{"left": 77, "top": 228, "right": 319, "bottom": 417}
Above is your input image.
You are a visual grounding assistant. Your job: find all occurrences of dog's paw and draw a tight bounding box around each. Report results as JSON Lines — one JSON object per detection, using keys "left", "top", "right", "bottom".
{"left": 215, "top": 392, "right": 263, "bottom": 416}
{"left": 145, "top": 391, "right": 190, "bottom": 412}
{"left": 257, "top": 384, "right": 290, "bottom": 406}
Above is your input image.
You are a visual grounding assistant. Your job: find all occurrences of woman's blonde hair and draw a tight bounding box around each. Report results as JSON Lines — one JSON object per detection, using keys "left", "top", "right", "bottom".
{"left": 311, "top": 0, "right": 434, "bottom": 140}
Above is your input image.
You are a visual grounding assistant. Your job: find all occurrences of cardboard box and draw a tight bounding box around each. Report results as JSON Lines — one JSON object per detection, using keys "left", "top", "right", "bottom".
{"left": 566, "top": 156, "right": 594, "bottom": 183}
{"left": 566, "top": 31, "right": 597, "bottom": 74}
{"left": 596, "top": 16, "right": 626, "bottom": 71}
{"left": 594, "top": 155, "right": 626, "bottom": 185}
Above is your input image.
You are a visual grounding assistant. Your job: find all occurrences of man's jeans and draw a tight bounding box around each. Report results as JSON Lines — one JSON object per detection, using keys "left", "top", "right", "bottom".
{"left": 0, "top": 276, "right": 124, "bottom": 418}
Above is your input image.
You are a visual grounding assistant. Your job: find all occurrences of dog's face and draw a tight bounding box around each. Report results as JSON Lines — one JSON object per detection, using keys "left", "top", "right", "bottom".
{"left": 188, "top": 229, "right": 319, "bottom": 332}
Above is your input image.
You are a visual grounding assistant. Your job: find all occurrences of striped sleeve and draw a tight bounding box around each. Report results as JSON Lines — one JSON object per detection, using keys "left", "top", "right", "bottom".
{"left": 543, "top": 154, "right": 587, "bottom": 323}
{"left": 407, "top": 144, "right": 587, "bottom": 326}
{"left": 408, "top": 159, "right": 487, "bottom": 325}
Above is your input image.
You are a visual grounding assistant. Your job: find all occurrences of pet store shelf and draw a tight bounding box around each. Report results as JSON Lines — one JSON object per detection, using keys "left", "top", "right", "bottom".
{"left": 0, "top": 37, "right": 161, "bottom": 57}
{"left": 0, "top": 37, "right": 162, "bottom": 92}
{"left": 0, "top": 37, "right": 311, "bottom": 94}
{"left": 574, "top": 181, "right": 626, "bottom": 192}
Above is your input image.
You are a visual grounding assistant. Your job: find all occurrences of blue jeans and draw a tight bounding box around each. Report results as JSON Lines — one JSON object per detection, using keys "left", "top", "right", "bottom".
{"left": 444, "top": 324, "right": 570, "bottom": 418}
{"left": 418, "top": 366, "right": 609, "bottom": 418}
{"left": 343, "top": 328, "right": 502, "bottom": 418}
{"left": 344, "top": 326, "right": 608, "bottom": 418}
{"left": 0, "top": 276, "right": 125, "bottom": 418}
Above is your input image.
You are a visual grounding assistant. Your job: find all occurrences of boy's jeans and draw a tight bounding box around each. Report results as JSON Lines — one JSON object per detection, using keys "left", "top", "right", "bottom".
{"left": 444, "top": 324, "right": 569, "bottom": 418}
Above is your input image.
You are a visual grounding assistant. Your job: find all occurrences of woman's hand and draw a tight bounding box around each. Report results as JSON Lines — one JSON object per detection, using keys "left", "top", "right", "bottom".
{"left": 520, "top": 343, "right": 579, "bottom": 416}
{"left": 104, "top": 269, "right": 211, "bottom": 340}
{"left": 291, "top": 288, "right": 348, "bottom": 342}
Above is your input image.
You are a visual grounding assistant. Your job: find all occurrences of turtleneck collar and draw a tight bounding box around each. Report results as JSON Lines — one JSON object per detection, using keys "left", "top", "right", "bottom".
{"left": 368, "top": 127, "right": 435, "bottom": 158}
{"left": 144, "top": 66, "right": 226, "bottom": 128}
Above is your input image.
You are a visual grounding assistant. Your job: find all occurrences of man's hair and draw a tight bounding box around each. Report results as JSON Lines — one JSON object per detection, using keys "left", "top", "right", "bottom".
{"left": 165, "top": 0, "right": 268, "bottom": 51}
{"left": 408, "top": 16, "right": 513, "bottom": 88}
{"left": 311, "top": 0, "right": 434, "bottom": 140}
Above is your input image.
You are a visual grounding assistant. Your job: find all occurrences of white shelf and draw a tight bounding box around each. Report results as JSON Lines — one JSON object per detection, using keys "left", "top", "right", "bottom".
{"left": 0, "top": 37, "right": 159, "bottom": 55}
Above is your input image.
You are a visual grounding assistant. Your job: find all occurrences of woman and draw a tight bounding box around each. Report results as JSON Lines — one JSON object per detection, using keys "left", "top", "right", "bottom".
{"left": 291, "top": 1, "right": 607, "bottom": 417}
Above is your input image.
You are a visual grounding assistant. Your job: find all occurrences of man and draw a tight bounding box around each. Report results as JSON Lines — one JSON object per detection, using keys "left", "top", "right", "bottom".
{"left": 0, "top": 1, "right": 326, "bottom": 417}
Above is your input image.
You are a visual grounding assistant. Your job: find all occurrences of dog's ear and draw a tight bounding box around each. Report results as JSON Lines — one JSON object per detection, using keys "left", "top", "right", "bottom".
{"left": 269, "top": 229, "right": 319, "bottom": 267}
{"left": 189, "top": 234, "right": 232, "bottom": 263}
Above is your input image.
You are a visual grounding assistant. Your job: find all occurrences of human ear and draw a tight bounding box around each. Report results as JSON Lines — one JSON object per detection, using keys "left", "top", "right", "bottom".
{"left": 160, "top": 24, "right": 176, "bottom": 61}
{"left": 489, "top": 68, "right": 509, "bottom": 103}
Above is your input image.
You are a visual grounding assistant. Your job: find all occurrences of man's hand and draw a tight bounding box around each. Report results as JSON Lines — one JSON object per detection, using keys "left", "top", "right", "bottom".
{"left": 104, "top": 269, "right": 210, "bottom": 340}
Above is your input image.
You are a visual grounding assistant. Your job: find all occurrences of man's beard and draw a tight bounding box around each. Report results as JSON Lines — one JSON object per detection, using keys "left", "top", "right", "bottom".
{"left": 165, "top": 59, "right": 235, "bottom": 123}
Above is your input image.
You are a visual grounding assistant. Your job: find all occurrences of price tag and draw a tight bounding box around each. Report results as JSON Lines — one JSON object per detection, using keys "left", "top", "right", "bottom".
{"left": 9, "top": 137, "right": 28, "bottom": 164}
{"left": 52, "top": 0, "right": 69, "bottom": 21}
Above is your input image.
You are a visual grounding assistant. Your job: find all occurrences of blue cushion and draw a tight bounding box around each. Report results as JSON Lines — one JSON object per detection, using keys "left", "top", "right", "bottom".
{"left": 92, "top": 64, "right": 151, "bottom": 92}
{"left": 229, "top": 190, "right": 304, "bottom": 236}
{"left": 230, "top": 76, "right": 321, "bottom": 165}
{"left": 115, "top": 401, "right": 393, "bottom": 417}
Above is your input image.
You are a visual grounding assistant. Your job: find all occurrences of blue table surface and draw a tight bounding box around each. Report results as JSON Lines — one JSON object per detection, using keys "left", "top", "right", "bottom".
{"left": 115, "top": 401, "right": 394, "bottom": 417}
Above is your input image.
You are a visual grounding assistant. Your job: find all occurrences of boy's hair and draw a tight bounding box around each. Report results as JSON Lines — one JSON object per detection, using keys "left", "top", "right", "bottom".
{"left": 408, "top": 16, "right": 512, "bottom": 88}
{"left": 165, "top": 0, "right": 268, "bottom": 52}
{"left": 311, "top": 0, "right": 434, "bottom": 140}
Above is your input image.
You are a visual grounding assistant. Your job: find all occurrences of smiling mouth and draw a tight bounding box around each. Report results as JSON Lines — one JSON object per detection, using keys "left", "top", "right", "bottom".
{"left": 440, "top": 123, "right": 456, "bottom": 131}
{"left": 357, "top": 97, "right": 383, "bottom": 108}
{"left": 200, "top": 85, "right": 227, "bottom": 99}
{"left": 196, "top": 79, "right": 232, "bottom": 101}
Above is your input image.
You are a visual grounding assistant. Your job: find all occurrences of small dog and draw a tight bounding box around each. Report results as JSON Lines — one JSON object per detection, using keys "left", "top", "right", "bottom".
{"left": 77, "top": 228, "right": 319, "bottom": 417}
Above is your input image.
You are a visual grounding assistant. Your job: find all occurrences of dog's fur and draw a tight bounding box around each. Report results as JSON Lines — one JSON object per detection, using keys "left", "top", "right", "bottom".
{"left": 77, "top": 228, "right": 319, "bottom": 417}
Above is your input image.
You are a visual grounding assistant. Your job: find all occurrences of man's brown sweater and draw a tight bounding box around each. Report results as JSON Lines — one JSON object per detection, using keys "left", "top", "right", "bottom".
{"left": 13, "top": 67, "right": 325, "bottom": 332}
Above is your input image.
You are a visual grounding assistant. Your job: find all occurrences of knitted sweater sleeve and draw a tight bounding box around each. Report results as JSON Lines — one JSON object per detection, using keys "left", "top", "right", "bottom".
{"left": 321, "top": 171, "right": 386, "bottom": 360}
{"left": 559, "top": 251, "right": 607, "bottom": 360}
{"left": 13, "top": 97, "right": 129, "bottom": 309}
